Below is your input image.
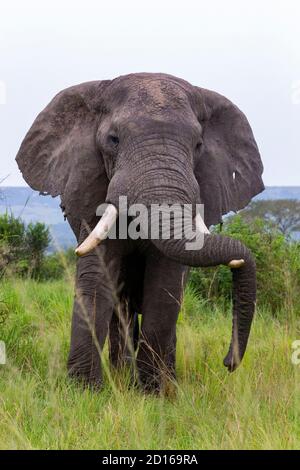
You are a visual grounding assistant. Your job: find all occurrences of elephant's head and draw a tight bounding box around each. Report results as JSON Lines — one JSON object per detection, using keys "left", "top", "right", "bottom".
{"left": 16, "top": 73, "right": 264, "bottom": 371}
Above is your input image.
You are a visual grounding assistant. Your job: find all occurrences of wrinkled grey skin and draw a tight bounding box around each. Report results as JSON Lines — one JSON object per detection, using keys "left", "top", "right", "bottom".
{"left": 16, "top": 73, "right": 264, "bottom": 392}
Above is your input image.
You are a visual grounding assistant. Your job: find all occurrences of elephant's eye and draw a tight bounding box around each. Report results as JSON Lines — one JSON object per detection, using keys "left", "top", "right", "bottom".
{"left": 195, "top": 140, "right": 203, "bottom": 151}
{"left": 108, "top": 134, "right": 119, "bottom": 147}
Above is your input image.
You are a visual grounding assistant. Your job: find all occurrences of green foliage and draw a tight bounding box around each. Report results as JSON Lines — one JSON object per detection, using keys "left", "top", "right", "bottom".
{"left": 189, "top": 215, "right": 300, "bottom": 313}
{"left": 37, "top": 253, "right": 66, "bottom": 280}
{"left": 25, "top": 222, "right": 50, "bottom": 256}
{"left": 0, "top": 213, "right": 51, "bottom": 279}
{"left": 37, "top": 249, "right": 76, "bottom": 281}
{"left": 0, "top": 212, "right": 25, "bottom": 248}
{"left": 24, "top": 222, "right": 51, "bottom": 278}
{"left": 0, "top": 213, "right": 76, "bottom": 281}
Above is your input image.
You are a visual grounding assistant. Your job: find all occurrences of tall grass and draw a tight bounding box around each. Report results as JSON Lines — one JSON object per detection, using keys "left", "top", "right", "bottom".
{"left": 0, "top": 279, "right": 299, "bottom": 450}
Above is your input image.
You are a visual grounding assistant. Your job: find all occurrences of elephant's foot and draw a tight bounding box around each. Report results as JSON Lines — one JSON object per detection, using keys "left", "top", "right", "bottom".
{"left": 137, "top": 367, "right": 177, "bottom": 396}
{"left": 109, "top": 340, "right": 134, "bottom": 370}
{"left": 110, "top": 353, "right": 133, "bottom": 370}
{"left": 136, "top": 343, "right": 177, "bottom": 395}
{"left": 68, "top": 368, "right": 103, "bottom": 390}
{"left": 67, "top": 351, "right": 103, "bottom": 390}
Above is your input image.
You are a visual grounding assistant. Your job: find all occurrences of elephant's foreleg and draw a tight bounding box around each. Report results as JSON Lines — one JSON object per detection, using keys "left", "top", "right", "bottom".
{"left": 136, "top": 251, "right": 187, "bottom": 393}
{"left": 67, "top": 230, "right": 122, "bottom": 388}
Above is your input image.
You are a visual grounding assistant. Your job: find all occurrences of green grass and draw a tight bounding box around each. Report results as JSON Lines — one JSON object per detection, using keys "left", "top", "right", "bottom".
{"left": 0, "top": 279, "right": 299, "bottom": 450}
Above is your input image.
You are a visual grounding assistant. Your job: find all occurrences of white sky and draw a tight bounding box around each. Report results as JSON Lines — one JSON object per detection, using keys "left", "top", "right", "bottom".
{"left": 0, "top": 0, "right": 299, "bottom": 186}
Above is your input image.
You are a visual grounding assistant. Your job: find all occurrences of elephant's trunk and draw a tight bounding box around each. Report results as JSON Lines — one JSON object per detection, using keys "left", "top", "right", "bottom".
{"left": 147, "top": 213, "right": 256, "bottom": 371}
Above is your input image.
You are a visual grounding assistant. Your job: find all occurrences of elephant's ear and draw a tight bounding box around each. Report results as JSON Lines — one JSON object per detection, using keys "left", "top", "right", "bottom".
{"left": 194, "top": 87, "right": 264, "bottom": 227}
{"left": 16, "top": 81, "right": 111, "bottom": 236}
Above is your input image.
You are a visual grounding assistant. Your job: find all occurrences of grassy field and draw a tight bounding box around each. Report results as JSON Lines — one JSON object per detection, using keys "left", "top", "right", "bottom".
{"left": 0, "top": 278, "right": 299, "bottom": 450}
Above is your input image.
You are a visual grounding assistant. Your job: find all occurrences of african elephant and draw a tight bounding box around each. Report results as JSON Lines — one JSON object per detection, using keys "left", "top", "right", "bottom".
{"left": 16, "top": 73, "right": 264, "bottom": 392}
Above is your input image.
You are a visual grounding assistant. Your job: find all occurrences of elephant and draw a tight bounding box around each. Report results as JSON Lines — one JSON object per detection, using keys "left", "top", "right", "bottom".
{"left": 16, "top": 73, "right": 264, "bottom": 392}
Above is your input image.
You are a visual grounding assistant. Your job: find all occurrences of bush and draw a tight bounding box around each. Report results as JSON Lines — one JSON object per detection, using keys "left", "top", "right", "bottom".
{"left": 189, "top": 215, "right": 300, "bottom": 314}
{"left": 0, "top": 213, "right": 51, "bottom": 279}
{"left": 0, "top": 212, "right": 78, "bottom": 280}
{"left": 24, "top": 222, "right": 51, "bottom": 278}
{"left": 37, "top": 249, "right": 76, "bottom": 280}
{"left": 37, "top": 253, "right": 66, "bottom": 280}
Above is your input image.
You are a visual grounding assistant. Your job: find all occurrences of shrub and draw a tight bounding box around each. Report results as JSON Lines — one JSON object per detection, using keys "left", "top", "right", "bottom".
{"left": 0, "top": 214, "right": 25, "bottom": 277}
{"left": 24, "top": 222, "right": 51, "bottom": 278}
{"left": 37, "top": 253, "right": 66, "bottom": 280}
{"left": 0, "top": 213, "right": 51, "bottom": 279}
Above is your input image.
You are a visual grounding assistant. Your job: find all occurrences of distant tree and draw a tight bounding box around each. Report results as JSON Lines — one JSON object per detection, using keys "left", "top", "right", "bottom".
{"left": 0, "top": 214, "right": 51, "bottom": 278}
{"left": 0, "top": 213, "right": 25, "bottom": 248}
{"left": 25, "top": 222, "right": 51, "bottom": 277}
{"left": 0, "top": 213, "right": 25, "bottom": 276}
{"left": 240, "top": 199, "right": 300, "bottom": 236}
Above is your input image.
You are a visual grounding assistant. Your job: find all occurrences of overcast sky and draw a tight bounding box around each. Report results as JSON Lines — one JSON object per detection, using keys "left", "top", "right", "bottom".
{"left": 0, "top": 0, "right": 299, "bottom": 186}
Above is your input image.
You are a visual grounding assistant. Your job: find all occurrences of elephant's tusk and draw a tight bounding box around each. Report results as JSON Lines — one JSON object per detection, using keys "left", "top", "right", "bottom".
{"left": 195, "top": 212, "right": 245, "bottom": 268}
{"left": 195, "top": 212, "right": 210, "bottom": 234}
{"left": 75, "top": 204, "right": 118, "bottom": 256}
